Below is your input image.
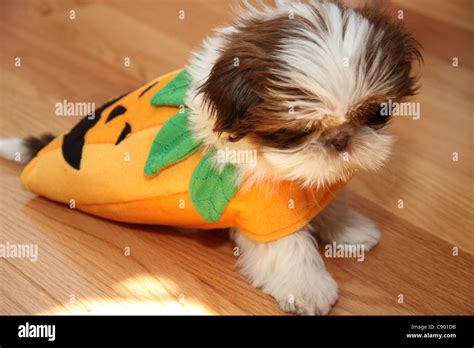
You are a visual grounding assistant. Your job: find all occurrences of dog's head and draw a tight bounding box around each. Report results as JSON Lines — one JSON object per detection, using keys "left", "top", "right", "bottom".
{"left": 187, "top": 0, "right": 422, "bottom": 188}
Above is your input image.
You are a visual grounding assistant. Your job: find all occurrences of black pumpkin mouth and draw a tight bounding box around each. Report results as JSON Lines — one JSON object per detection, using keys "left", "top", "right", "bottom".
{"left": 61, "top": 93, "right": 129, "bottom": 170}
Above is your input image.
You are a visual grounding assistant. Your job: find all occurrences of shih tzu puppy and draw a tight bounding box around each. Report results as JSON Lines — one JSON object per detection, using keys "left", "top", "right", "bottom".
{"left": 0, "top": 0, "right": 421, "bottom": 315}
{"left": 186, "top": 0, "right": 420, "bottom": 314}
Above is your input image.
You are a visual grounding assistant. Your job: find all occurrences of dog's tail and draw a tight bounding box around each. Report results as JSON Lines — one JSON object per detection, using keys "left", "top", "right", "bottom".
{"left": 0, "top": 134, "right": 55, "bottom": 164}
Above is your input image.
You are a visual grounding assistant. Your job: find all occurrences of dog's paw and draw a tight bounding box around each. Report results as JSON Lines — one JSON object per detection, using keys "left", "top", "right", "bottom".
{"left": 335, "top": 211, "right": 381, "bottom": 251}
{"left": 274, "top": 270, "right": 339, "bottom": 315}
{"left": 319, "top": 209, "right": 381, "bottom": 252}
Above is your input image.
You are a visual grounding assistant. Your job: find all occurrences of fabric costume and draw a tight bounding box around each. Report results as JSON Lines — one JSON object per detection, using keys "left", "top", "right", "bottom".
{"left": 21, "top": 69, "right": 347, "bottom": 242}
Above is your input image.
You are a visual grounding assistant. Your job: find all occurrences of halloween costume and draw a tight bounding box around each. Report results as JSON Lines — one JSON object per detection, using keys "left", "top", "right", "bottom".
{"left": 21, "top": 69, "right": 347, "bottom": 242}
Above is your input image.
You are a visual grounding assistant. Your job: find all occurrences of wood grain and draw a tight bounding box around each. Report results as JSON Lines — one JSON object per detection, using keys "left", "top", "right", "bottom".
{"left": 1, "top": 0, "right": 473, "bottom": 315}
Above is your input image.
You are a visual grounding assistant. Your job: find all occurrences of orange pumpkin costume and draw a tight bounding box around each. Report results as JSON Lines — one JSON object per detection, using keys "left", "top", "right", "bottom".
{"left": 21, "top": 69, "right": 347, "bottom": 242}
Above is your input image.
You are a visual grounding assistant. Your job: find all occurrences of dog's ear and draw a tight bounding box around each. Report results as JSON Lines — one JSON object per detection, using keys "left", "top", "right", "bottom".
{"left": 357, "top": 4, "right": 423, "bottom": 100}
{"left": 198, "top": 49, "right": 262, "bottom": 142}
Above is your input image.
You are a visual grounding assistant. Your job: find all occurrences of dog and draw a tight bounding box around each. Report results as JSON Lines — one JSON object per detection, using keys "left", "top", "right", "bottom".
{"left": 0, "top": 0, "right": 421, "bottom": 315}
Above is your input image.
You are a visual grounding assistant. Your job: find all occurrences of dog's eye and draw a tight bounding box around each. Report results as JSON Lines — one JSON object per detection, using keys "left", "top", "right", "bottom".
{"left": 365, "top": 104, "right": 391, "bottom": 128}
{"left": 280, "top": 127, "right": 315, "bottom": 139}
{"left": 271, "top": 127, "right": 313, "bottom": 139}
{"left": 256, "top": 127, "right": 315, "bottom": 148}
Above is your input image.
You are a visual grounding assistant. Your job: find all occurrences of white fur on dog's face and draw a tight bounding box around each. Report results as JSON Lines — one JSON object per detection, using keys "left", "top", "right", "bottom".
{"left": 261, "top": 127, "right": 396, "bottom": 188}
{"left": 186, "top": 0, "right": 421, "bottom": 188}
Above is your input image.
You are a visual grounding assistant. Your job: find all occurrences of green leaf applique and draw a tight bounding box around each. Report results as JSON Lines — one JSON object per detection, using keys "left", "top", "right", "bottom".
{"left": 150, "top": 69, "right": 191, "bottom": 107}
{"left": 144, "top": 109, "right": 202, "bottom": 176}
{"left": 190, "top": 150, "right": 239, "bottom": 223}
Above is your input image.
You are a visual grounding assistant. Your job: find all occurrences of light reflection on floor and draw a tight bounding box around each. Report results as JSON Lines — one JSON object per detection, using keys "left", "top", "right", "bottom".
{"left": 40, "top": 275, "right": 214, "bottom": 315}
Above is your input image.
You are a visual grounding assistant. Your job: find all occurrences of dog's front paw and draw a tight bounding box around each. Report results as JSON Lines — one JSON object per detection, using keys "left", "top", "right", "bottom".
{"left": 335, "top": 211, "right": 381, "bottom": 251}
{"left": 318, "top": 208, "right": 381, "bottom": 252}
{"left": 273, "top": 269, "right": 339, "bottom": 315}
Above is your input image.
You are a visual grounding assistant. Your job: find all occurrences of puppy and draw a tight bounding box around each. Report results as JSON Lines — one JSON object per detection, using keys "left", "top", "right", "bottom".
{"left": 186, "top": 0, "right": 420, "bottom": 314}
{"left": 1, "top": 0, "right": 421, "bottom": 315}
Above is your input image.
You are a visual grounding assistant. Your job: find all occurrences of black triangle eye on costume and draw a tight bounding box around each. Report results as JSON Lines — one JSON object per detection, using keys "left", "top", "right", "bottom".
{"left": 115, "top": 122, "right": 132, "bottom": 145}
{"left": 105, "top": 105, "right": 127, "bottom": 123}
{"left": 61, "top": 93, "right": 128, "bottom": 170}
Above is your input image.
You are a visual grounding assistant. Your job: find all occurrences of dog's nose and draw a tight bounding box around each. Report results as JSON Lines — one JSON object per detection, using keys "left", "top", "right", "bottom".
{"left": 330, "top": 134, "right": 350, "bottom": 152}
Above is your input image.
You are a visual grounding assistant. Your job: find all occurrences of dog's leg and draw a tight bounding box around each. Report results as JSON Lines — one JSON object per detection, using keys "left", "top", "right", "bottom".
{"left": 231, "top": 227, "right": 338, "bottom": 315}
{"left": 312, "top": 191, "right": 381, "bottom": 251}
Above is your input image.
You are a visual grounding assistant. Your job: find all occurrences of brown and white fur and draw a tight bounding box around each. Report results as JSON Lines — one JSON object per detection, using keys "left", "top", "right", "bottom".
{"left": 185, "top": 0, "right": 420, "bottom": 315}
{"left": 0, "top": 0, "right": 421, "bottom": 315}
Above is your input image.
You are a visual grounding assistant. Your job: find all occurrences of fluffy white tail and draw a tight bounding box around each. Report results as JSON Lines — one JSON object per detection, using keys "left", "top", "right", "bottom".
{"left": 0, "top": 134, "right": 54, "bottom": 164}
{"left": 0, "top": 138, "right": 32, "bottom": 164}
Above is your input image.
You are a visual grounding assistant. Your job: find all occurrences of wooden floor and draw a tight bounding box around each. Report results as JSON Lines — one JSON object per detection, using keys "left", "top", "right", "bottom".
{"left": 1, "top": 0, "right": 472, "bottom": 315}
